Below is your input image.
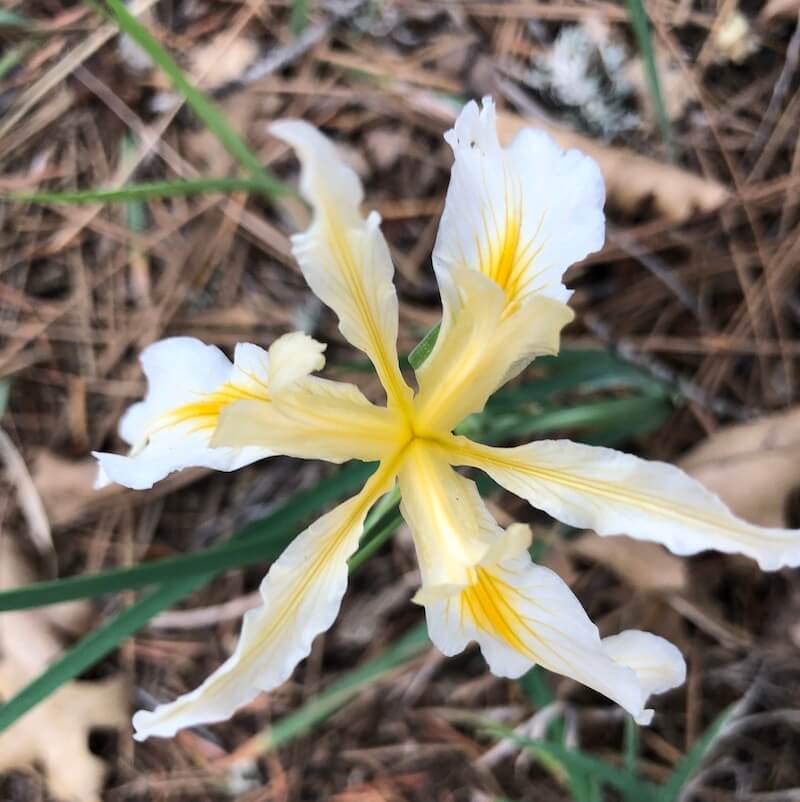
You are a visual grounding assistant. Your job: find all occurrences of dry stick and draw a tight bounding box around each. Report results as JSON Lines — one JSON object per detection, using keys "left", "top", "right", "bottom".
{"left": 583, "top": 314, "right": 756, "bottom": 421}
{"left": 747, "top": 15, "right": 800, "bottom": 162}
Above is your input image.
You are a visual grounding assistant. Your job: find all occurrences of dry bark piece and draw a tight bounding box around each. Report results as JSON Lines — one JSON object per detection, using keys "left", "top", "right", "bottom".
{"left": 0, "top": 537, "right": 128, "bottom": 802}
{"left": 678, "top": 406, "right": 800, "bottom": 529}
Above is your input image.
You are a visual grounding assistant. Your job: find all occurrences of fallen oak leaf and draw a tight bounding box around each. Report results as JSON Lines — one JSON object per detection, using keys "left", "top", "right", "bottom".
{"left": 678, "top": 406, "right": 800, "bottom": 528}
{"left": 0, "top": 536, "right": 128, "bottom": 802}
{"left": 570, "top": 533, "right": 688, "bottom": 593}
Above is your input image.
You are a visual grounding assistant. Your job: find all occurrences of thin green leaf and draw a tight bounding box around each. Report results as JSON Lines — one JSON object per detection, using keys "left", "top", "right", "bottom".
{"left": 289, "top": 0, "right": 309, "bottom": 36}
{"left": 252, "top": 622, "right": 429, "bottom": 754}
{"left": 624, "top": 0, "right": 675, "bottom": 159}
{"left": 408, "top": 322, "right": 440, "bottom": 370}
{"left": 98, "top": 0, "right": 285, "bottom": 197}
{"left": 0, "top": 10, "right": 30, "bottom": 28}
{"left": 623, "top": 715, "right": 641, "bottom": 802}
{"left": 497, "top": 728, "right": 660, "bottom": 799}
{"left": 3, "top": 177, "right": 266, "bottom": 205}
{"left": 0, "top": 462, "right": 373, "bottom": 612}
{"left": 659, "top": 701, "right": 740, "bottom": 802}
{"left": 0, "top": 379, "right": 10, "bottom": 419}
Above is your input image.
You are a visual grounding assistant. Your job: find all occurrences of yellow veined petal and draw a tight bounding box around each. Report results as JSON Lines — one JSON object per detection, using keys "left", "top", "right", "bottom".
{"left": 422, "top": 518, "right": 684, "bottom": 724}
{"left": 93, "top": 333, "right": 325, "bottom": 490}
{"left": 270, "top": 120, "right": 413, "bottom": 415}
{"left": 398, "top": 441, "right": 492, "bottom": 594}
{"left": 132, "top": 459, "right": 398, "bottom": 740}
{"left": 212, "top": 376, "right": 408, "bottom": 463}
{"left": 434, "top": 97, "right": 605, "bottom": 315}
{"left": 413, "top": 269, "right": 573, "bottom": 434}
{"left": 447, "top": 435, "right": 800, "bottom": 571}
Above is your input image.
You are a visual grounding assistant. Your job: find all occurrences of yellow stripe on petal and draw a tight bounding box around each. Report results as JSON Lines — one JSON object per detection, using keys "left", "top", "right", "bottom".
{"left": 433, "top": 97, "right": 605, "bottom": 317}
{"left": 413, "top": 270, "right": 573, "bottom": 433}
{"left": 271, "top": 120, "right": 413, "bottom": 417}
{"left": 422, "top": 516, "right": 681, "bottom": 722}
{"left": 94, "top": 334, "right": 324, "bottom": 490}
{"left": 447, "top": 435, "right": 800, "bottom": 571}
{"left": 213, "top": 376, "right": 408, "bottom": 463}
{"left": 398, "top": 441, "right": 492, "bottom": 593}
{"left": 132, "top": 458, "right": 400, "bottom": 740}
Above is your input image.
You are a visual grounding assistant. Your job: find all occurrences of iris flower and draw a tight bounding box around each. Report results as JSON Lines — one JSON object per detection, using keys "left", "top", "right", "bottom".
{"left": 95, "top": 99, "right": 800, "bottom": 741}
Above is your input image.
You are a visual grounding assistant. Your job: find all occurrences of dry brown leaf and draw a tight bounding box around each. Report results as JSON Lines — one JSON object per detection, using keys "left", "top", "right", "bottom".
{"left": 570, "top": 534, "right": 688, "bottom": 593}
{"left": 679, "top": 406, "right": 800, "bottom": 528}
{"left": 0, "top": 537, "right": 128, "bottom": 802}
{"left": 32, "top": 451, "right": 105, "bottom": 529}
{"left": 401, "top": 90, "right": 730, "bottom": 224}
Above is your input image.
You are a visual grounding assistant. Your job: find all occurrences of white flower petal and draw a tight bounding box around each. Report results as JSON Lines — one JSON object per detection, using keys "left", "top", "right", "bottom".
{"left": 270, "top": 120, "right": 412, "bottom": 413}
{"left": 94, "top": 333, "right": 325, "bottom": 490}
{"left": 423, "top": 520, "right": 681, "bottom": 723}
{"left": 133, "top": 462, "right": 396, "bottom": 740}
{"left": 449, "top": 436, "right": 800, "bottom": 570}
{"left": 434, "top": 97, "right": 605, "bottom": 313}
{"left": 602, "top": 629, "right": 686, "bottom": 724}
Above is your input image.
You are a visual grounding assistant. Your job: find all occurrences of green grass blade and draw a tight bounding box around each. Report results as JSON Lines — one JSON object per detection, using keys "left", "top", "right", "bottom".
{"left": 289, "top": 0, "right": 309, "bottom": 36}
{"left": 408, "top": 322, "right": 441, "bottom": 370}
{"left": 3, "top": 177, "right": 267, "bottom": 205}
{"left": 0, "top": 462, "right": 373, "bottom": 612}
{"left": 498, "top": 729, "right": 660, "bottom": 799}
{"left": 252, "top": 622, "right": 429, "bottom": 753}
{"left": 97, "top": 0, "right": 285, "bottom": 197}
{"left": 622, "top": 715, "right": 641, "bottom": 802}
{"left": 659, "top": 701, "right": 740, "bottom": 801}
{"left": 624, "top": 0, "right": 675, "bottom": 158}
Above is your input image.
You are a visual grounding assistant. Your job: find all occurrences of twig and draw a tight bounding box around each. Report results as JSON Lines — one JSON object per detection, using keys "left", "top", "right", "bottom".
{"left": 583, "top": 313, "right": 757, "bottom": 421}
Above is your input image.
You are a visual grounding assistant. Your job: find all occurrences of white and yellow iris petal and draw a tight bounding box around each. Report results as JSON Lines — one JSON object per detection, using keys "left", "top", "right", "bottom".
{"left": 422, "top": 515, "right": 685, "bottom": 724}
{"left": 433, "top": 96, "right": 605, "bottom": 316}
{"left": 93, "top": 333, "right": 325, "bottom": 490}
{"left": 413, "top": 269, "right": 573, "bottom": 433}
{"left": 132, "top": 461, "right": 398, "bottom": 740}
{"left": 270, "top": 120, "right": 413, "bottom": 416}
{"left": 212, "top": 376, "right": 407, "bottom": 463}
{"left": 447, "top": 435, "right": 800, "bottom": 570}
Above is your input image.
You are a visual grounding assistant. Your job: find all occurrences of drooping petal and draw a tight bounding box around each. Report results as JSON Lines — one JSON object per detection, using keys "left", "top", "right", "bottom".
{"left": 448, "top": 436, "right": 800, "bottom": 570}
{"left": 433, "top": 97, "right": 605, "bottom": 315}
{"left": 423, "top": 518, "right": 684, "bottom": 724}
{"left": 270, "top": 120, "right": 413, "bottom": 414}
{"left": 93, "top": 333, "right": 325, "bottom": 490}
{"left": 132, "top": 461, "right": 397, "bottom": 740}
{"left": 413, "top": 270, "right": 573, "bottom": 433}
{"left": 213, "top": 376, "right": 406, "bottom": 463}
{"left": 398, "top": 441, "right": 492, "bottom": 595}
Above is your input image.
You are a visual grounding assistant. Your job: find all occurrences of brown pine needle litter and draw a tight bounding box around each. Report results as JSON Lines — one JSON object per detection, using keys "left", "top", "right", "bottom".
{"left": 2, "top": 1, "right": 800, "bottom": 800}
